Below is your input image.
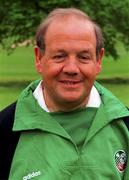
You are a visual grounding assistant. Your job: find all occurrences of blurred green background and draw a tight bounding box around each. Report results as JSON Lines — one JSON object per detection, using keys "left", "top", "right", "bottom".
{"left": 0, "top": 43, "right": 129, "bottom": 110}
{"left": 1, "top": 1, "right": 129, "bottom": 110}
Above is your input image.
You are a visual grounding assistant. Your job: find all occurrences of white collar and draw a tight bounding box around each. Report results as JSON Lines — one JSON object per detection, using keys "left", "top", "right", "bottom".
{"left": 33, "top": 81, "right": 101, "bottom": 112}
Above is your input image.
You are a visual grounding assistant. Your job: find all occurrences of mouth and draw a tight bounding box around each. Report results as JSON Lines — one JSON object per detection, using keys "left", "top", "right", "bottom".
{"left": 59, "top": 80, "right": 82, "bottom": 88}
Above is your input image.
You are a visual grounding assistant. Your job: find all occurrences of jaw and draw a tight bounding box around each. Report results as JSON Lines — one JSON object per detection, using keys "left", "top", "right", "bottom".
{"left": 43, "top": 83, "right": 90, "bottom": 112}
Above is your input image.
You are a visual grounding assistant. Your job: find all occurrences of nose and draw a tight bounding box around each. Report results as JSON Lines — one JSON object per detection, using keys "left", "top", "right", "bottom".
{"left": 62, "top": 56, "right": 79, "bottom": 76}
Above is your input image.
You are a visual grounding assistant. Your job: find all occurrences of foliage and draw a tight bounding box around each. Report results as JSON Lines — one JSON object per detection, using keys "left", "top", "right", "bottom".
{"left": 0, "top": 0, "right": 129, "bottom": 58}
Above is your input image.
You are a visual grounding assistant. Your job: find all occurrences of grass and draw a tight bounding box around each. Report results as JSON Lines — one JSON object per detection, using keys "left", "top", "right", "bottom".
{"left": 0, "top": 46, "right": 39, "bottom": 82}
{"left": 99, "top": 42, "right": 129, "bottom": 79}
{"left": 100, "top": 83, "right": 129, "bottom": 107}
{"left": 0, "top": 45, "right": 129, "bottom": 110}
{"left": 0, "top": 87, "right": 21, "bottom": 109}
{"left": 0, "top": 46, "right": 39, "bottom": 109}
{"left": 99, "top": 56, "right": 129, "bottom": 79}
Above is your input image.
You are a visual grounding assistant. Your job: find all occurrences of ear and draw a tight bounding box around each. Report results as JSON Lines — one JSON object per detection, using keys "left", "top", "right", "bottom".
{"left": 34, "top": 46, "right": 43, "bottom": 74}
{"left": 96, "top": 48, "right": 104, "bottom": 74}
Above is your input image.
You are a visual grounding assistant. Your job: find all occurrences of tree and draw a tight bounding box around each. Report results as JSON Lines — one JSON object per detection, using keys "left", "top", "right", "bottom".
{"left": 0, "top": 0, "right": 129, "bottom": 58}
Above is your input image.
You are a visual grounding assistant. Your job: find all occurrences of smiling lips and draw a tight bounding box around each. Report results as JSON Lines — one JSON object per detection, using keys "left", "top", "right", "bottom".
{"left": 59, "top": 80, "right": 82, "bottom": 88}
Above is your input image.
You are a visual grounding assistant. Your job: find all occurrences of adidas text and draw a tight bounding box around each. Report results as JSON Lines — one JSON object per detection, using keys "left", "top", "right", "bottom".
{"left": 23, "top": 171, "right": 41, "bottom": 180}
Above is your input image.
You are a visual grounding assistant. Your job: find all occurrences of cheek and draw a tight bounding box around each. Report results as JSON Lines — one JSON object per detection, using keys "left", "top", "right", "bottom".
{"left": 80, "top": 64, "right": 98, "bottom": 79}
{"left": 42, "top": 63, "right": 63, "bottom": 80}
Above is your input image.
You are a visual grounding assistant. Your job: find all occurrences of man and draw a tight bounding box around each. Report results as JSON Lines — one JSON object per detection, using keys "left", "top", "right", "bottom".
{"left": 0, "top": 8, "right": 129, "bottom": 179}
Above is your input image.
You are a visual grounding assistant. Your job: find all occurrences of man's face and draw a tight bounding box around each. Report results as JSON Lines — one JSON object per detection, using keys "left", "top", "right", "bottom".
{"left": 35, "top": 16, "right": 104, "bottom": 111}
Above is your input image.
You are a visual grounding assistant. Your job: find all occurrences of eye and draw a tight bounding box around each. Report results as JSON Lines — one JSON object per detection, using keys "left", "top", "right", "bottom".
{"left": 77, "top": 54, "right": 91, "bottom": 63}
{"left": 52, "top": 53, "right": 67, "bottom": 62}
{"left": 53, "top": 55, "right": 64, "bottom": 59}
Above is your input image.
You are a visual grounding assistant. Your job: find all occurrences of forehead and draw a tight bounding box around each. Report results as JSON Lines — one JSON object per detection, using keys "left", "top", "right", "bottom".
{"left": 45, "top": 15, "right": 96, "bottom": 46}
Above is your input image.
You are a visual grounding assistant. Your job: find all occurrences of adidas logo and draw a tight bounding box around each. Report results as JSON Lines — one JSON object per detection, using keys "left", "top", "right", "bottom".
{"left": 23, "top": 171, "right": 41, "bottom": 180}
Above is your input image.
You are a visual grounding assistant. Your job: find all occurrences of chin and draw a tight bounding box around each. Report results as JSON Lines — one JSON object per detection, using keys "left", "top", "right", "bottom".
{"left": 61, "top": 91, "right": 84, "bottom": 99}
{"left": 60, "top": 95, "right": 84, "bottom": 103}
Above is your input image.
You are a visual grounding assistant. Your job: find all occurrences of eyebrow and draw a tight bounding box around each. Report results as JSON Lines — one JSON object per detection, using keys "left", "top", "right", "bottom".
{"left": 51, "top": 49, "right": 66, "bottom": 53}
{"left": 50, "top": 48, "right": 92, "bottom": 54}
{"left": 78, "top": 50, "right": 91, "bottom": 54}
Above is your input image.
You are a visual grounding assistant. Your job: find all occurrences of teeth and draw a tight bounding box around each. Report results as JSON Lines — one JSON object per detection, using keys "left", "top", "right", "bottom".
{"left": 64, "top": 81, "right": 77, "bottom": 84}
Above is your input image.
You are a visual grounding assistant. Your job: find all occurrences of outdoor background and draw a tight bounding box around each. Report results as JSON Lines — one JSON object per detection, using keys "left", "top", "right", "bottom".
{"left": 0, "top": 42, "right": 129, "bottom": 110}
{"left": 0, "top": 1, "right": 129, "bottom": 110}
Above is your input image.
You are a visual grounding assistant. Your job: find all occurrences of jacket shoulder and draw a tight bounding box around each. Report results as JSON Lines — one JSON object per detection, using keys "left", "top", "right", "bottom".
{"left": 0, "top": 102, "right": 20, "bottom": 179}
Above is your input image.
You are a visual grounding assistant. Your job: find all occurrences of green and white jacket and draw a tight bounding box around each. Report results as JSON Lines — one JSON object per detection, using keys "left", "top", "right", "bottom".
{"left": 8, "top": 80, "right": 129, "bottom": 180}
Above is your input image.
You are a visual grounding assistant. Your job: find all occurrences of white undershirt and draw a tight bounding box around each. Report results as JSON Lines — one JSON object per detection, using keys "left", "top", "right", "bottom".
{"left": 33, "top": 81, "right": 101, "bottom": 112}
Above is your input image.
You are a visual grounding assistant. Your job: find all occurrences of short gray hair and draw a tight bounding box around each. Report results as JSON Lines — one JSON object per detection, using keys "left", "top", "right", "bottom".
{"left": 35, "top": 8, "right": 104, "bottom": 58}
